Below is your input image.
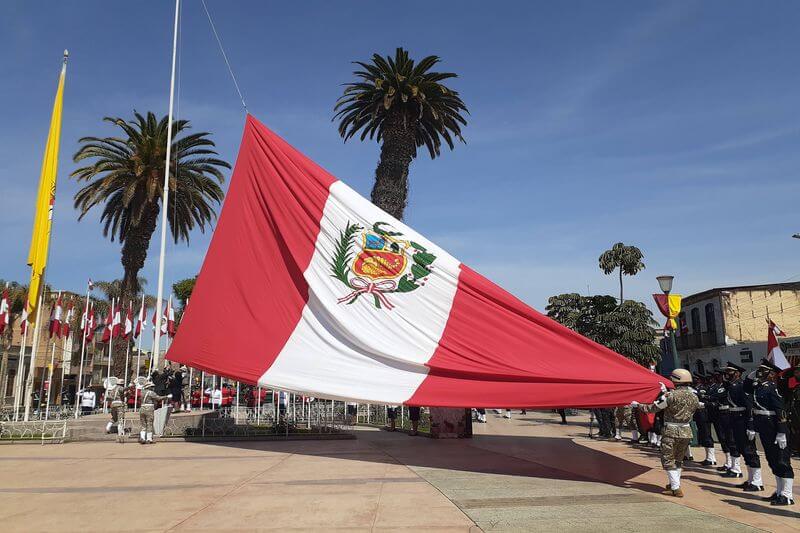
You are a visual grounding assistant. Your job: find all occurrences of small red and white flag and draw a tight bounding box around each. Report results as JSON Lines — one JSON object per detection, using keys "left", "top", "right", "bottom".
{"left": 767, "top": 320, "right": 790, "bottom": 370}
{"left": 112, "top": 300, "right": 122, "bottom": 339}
{"left": 84, "top": 303, "right": 95, "bottom": 342}
{"left": 61, "top": 302, "right": 74, "bottom": 338}
{"left": 167, "top": 297, "right": 176, "bottom": 338}
{"left": 49, "top": 293, "right": 63, "bottom": 338}
{"left": 20, "top": 308, "right": 29, "bottom": 336}
{"left": 122, "top": 301, "right": 134, "bottom": 340}
{"left": 0, "top": 286, "right": 9, "bottom": 335}
{"left": 134, "top": 298, "right": 146, "bottom": 339}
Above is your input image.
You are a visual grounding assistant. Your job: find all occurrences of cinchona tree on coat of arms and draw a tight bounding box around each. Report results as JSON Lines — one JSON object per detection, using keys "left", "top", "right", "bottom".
{"left": 331, "top": 221, "right": 437, "bottom": 309}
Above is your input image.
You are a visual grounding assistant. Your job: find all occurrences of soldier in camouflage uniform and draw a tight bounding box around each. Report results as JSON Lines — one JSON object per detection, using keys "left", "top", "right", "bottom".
{"left": 139, "top": 380, "right": 172, "bottom": 444}
{"left": 105, "top": 378, "right": 129, "bottom": 443}
{"left": 632, "top": 369, "right": 699, "bottom": 497}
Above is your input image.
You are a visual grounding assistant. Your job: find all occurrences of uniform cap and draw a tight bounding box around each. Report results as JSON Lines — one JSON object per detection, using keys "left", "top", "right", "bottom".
{"left": 758, "top": 359, "right": 781, "bottom": 373}
{"left": 724, "top": 362, "right": 745, "bottom": 373}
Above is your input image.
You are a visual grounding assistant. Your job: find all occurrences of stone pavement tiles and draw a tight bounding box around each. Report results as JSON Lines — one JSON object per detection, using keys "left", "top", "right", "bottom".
{"left": 1, "top": 412, "right": 798, "bottom": 532}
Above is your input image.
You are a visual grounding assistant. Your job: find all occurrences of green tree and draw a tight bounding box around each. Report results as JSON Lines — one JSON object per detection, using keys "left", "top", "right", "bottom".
{"left": 334, "top": 48, "right": 468, "bottom": 220}
{"left": 71, "top": 112, "right": 230, "bottom": 306}
{"left": 0, "top": 281, "right": 28, "bottom": 403}
{"left": 172, "top": 277, "right": 197, "bottom": 308}
{"left": 546, "top": 293, "right": 660, "bottom": 367}
{"left": 598, "top": 242, "right": 645, "bottom": 303}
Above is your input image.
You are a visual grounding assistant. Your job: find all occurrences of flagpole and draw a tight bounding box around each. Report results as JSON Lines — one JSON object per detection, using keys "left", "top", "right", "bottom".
{"left": 235, "top": 381, "right": 240, "bottom": 423}
{"left": 74, "top": 286, "right": 91, "bottom": 418}
{"left": 152, "top": 0, "right": 180, "bottom": 375}
{"left": 44, "top": 340, "right": 56, "bottom": 421}
{"left": 133, "top": 294, "right": 147, "bottom": 413}
{"left": 13, "top": 324, "right": 28, "bottom": 421}
{"left": 23, "top": 290, "right": 46, "bottom": 421}
{"left": 123, "top": 300, "right": 132, "bottom": 384}
{"left": 104, "top": 297, "right": 115, "bottom": 414}
{"left": 200, "top": 370, "right": 205, "bottom": 409}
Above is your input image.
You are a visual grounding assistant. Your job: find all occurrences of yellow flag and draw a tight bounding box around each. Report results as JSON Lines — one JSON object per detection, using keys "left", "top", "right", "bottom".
{"left": 27, "top": 54, "right": 67, "bottom": 325}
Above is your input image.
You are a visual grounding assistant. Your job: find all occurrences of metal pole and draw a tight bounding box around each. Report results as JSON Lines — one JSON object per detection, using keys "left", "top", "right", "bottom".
{"left": 256, "top": 386, "right": 261, "bottom": 425}
{"left": 44, "top": 341, "right": 56, "bottom": 420}
{"left": 235, "top": 381, "right": 240, "bottom": 423}
{"left": 74, "top": 306, "right": 86, "bottom": 419}
{"left": 13, "top": 326, "right": 29, "bottom": 421}
{"left": 151, "top": 0, "right": 180, "bottom": 373}
{"left": 23, "top": 290, "right": 46, "bottom": 421}
{"left": 104, "top": 298, "right": 115, "bottom": 414}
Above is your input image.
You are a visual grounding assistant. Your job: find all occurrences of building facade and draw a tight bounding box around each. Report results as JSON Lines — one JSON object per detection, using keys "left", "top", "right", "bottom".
{"left": 675, "top": 282, "right": 800, "bottom": 373}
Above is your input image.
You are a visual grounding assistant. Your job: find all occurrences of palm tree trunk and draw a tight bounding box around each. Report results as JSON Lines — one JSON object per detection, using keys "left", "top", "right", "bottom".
{"left": 371, "top": 111, "right": 415, "bottom": 221}
{"left": 618, "top": 268, "right": 624, "bottom": 303}
{"left": 115, "top": 202, "right": 159, "bottom": 379}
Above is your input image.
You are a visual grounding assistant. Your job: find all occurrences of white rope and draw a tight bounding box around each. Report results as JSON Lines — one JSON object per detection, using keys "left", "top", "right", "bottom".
{"left": 201, "top": 0, "right": 248, "bottom": 113}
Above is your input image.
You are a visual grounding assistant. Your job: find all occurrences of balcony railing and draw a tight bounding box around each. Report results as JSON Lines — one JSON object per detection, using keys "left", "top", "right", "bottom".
{"left": 676, "top": 330, "right": 721, "bottom": 351}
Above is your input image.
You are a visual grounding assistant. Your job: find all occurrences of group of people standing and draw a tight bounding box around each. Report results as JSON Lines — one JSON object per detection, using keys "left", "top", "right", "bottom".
{"left": 632, "top": 360, "right": 795, "bottom": 506}
{"left": 103, "top": 377, "right": 173, "bottom": 444}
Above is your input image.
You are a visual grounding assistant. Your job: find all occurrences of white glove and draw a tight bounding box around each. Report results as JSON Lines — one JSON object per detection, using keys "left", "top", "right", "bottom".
{"left": 746, "top": 429, "right": 756, "bottom": 441}
{"left": 629, "top": 401, "right": 640, "bottom": 408}
{"left": 659, "top": 382, "right": 667, "bottom": 393}
{"left": 775, "top": 433, "right": 787, "bottom": 449}
{"left": 167, "top": 394, "right": 173, "bottom": 399}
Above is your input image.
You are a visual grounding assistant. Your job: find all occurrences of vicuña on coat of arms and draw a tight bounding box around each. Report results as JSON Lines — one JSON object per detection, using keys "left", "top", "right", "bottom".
{"left": 331, "top": 221, "right": 437, "bottom": 309}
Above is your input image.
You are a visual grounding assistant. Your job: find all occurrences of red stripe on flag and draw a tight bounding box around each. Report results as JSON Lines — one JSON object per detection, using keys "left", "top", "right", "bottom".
{"left": 407, "top": 266, "right": 667, "bottom": 408}
{"left": 167, "top": 115, "right": 335, "bottom": 383}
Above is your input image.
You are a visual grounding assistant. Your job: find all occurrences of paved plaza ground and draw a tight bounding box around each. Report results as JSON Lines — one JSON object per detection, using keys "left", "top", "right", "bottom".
{"left": 0, "top": 411, "right": 798, "bottom": 532}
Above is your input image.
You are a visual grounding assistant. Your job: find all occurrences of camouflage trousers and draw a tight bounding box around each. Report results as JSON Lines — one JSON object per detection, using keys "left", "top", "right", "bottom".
{"left": 111, "top": 405, "right": 126, "bottom": 441}
{"left": 615, "top": 406, "right": 634, "bottom": 430}
{"left": 111, "top": 404, "right": 126, "bottom": 424}
{"left": 140, "top": 405, "right": 155, "bottom": 433}
{"left": 661, "top": 436, "right": 691, "bottom": 470}
{"left": 182, "top": 386, "right": 190, "bottom": 404}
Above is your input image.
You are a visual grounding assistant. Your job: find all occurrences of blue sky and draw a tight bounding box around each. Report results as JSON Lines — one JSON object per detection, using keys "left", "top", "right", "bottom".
{"left": 1, "top": 0, "right": 799, "bottom": 316}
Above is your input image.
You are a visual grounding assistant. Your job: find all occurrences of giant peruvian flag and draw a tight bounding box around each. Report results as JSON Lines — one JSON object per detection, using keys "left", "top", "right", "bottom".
{"left": 167, "top": 116, "right": 667, "bottom": 408}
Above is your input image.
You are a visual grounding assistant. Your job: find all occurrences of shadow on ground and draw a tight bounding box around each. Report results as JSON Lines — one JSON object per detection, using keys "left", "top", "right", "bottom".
{"left": 201, "top": 430, "right": 652, "bottom": 489}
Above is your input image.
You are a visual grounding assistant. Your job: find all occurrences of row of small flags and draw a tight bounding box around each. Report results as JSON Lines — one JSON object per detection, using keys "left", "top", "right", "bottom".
{"left": 0, "top": 280, "right": 176, "bottom": 343}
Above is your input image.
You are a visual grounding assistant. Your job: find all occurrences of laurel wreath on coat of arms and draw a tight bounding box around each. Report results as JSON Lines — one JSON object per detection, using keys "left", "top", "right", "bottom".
{"left": 331, "top": 221, "right": 437, "bottom": 309}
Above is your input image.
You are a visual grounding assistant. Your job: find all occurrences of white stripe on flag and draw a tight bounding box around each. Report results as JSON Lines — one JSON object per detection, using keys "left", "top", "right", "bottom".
{"left": 258, "top": 180, "right": 460, "bottom": 402}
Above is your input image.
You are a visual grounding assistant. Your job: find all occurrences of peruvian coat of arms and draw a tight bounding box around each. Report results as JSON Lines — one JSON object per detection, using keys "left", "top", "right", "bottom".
{"left": 331, "top": 221, "right": 437, "bottom": 309}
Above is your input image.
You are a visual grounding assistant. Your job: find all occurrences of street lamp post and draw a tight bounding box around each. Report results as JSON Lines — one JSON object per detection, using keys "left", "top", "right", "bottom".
{"left": 656, "top": 275, "right": 681, "bottom": 373}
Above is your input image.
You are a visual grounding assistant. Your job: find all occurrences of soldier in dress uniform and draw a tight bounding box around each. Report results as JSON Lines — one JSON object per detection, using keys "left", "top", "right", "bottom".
{"left": 631, "top": 369, "right": 698, "bottom": 498}
{"left": 692, "top": 371, "right": 717, "bottom": 466}
{"left": 752, "top": 359, "right": 795, "bottom": 506}
{"left": 139, "top": 380, "right": 172, "bottom": 444}
{"left": 707, "top": 369, "right": 735, "bottom": 471}
{"left": 721, "top": 363, "right": 763, "bottom": 491}
{"left": 780, "top": 365, "right": 800, "bottom": 456}
{"left": 105, "top": 378, "right": 128, "bottom": 443}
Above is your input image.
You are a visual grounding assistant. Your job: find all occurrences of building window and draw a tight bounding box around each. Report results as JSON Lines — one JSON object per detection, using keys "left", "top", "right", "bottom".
{"left": 696, "top": 360, "right": 705, "bottom": 374}
{"left": 690, "top": 307, "right": 701, "bottom": 334}
{"left": 712, "top": 358, "right": 720, "bottom": 369}
{"left": 705, "top": 304, "right": 716, "bottom": 334}
{"left": 740, "top": 349, "right": 753, "bottom": 363}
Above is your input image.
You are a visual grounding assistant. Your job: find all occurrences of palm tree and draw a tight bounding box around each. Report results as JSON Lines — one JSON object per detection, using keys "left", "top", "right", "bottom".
{"left": 334, "top": 48, "right": 468, "bottom": 220}
{"left": 71, "top": 112, "right": 230, "bottom": 305}
{"left": 598, "top": 243, "right": 645, "bottom": 303}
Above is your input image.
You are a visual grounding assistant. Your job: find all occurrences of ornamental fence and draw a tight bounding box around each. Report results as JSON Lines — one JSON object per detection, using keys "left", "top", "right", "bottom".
{"left": 0, "top": 420, "right": 67, "bottom": 444}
